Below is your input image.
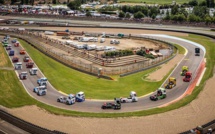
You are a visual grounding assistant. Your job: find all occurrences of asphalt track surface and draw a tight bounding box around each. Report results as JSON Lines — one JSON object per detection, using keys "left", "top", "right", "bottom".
{"left": 2, "top": 30, "right": 204, "bottom": 113}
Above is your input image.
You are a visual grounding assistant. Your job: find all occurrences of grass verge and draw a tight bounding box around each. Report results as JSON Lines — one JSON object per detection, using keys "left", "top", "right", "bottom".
{"left": 0, "top": 44, "right": 12, "bottom": 67}
{"left": 174, "top": 44, "right": 186, "bottom": 54}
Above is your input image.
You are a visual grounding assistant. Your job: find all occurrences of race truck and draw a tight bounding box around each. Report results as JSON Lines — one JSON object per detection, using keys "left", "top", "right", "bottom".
{"left": 150, "top": 88, "right": 166, "bottom": 101}
{"left": 57, "top": 94, "right": 76, "bottom": 105}
{"left": 33, "top": 86, "right": 47, "bottom": 96}
{"left": 164, "top": 77, "right": 176, "bottom": 89}
{"left": 75, "top": 91, "right": 85, "bottom": 102}
{"left": 183, "top": 72, "right": 192, "bottom": 82}
{"left": 181, "top": 66, "right": 188, "bottom": 76}
{"left": 101, "top": 98, "right": 121, "bottom": 110}
{"left": 120, "top": 91, "right": 138, "bottom": 103}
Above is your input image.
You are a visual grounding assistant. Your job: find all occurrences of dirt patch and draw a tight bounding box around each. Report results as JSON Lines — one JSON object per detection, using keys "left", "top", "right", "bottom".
{"left": 146, "top": 54, "right": 184, "bottom": 81}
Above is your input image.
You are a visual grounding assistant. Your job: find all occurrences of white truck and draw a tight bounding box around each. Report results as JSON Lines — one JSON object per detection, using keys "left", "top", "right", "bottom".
{"left": 29, "top": 68, "right": 38, "bottom": 75}
{"left": 33, "top": 86, "right": 47, "bottom": 96}
{"left": 76, "top": 91, "right": 85, "bottom": 102}
{"left": 57, "top": 94, "right": 76, "bottom": 105}
{"left": 110, "top": 39, "right": 120, "bottom": 44}
{"left": 87, "top": 44, "right": 96, "bottom": 50}
{"left": 120, "top": 91, "right": 138, "bottom": 103}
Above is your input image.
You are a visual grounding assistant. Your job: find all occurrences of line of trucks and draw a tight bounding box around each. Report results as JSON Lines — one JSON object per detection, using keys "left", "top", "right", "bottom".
{"left": 2, "top": 35, "right": 197, "bottom": 110}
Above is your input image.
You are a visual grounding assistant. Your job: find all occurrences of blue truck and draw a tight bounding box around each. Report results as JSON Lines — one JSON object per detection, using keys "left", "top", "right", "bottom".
{"left": 9, "top": 50, "right": 14, "bottom": 56}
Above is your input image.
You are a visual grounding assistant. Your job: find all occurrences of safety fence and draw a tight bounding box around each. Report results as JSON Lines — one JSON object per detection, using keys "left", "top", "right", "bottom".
{"left": 0, "top": 109, "right": 66, "bottom": 134}
{"left": 0, "top": 29, "right": 176, "bottom": 76}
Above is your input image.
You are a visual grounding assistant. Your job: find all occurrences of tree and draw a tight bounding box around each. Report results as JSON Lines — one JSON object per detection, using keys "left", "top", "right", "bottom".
{"left": 0, "top": 0, "right": 4, "bottom": 4}
{"left": 118, "top": 11, "right": 125, "bottom": 18}
{"left": 177, "top": 14, "right": 186, "bottom": 22}
{"left": 171, "top": 5, "right": 179, "bottom": 15}
{"left": 188, "top": 14, "right": 202, "bottom": 22}
{"left": 67, "top": 0, "right": 81, "bottom": 10}
{"left": 134, "top": 11, "right": 144, "bottom": 19}
{"left": 179, "top": 8, "right": 188, "bottom": 17}
{"left": 164, "top": 10, "right": 170, "bottom": 20}
{"left": 199, "top": 1, "right": 207, "bottom": 6}
{"left": 205, "top": 15, "right": 212, "bottom": 24}
{"left": 188, "top": 0, "right": 198, "bottom": 6}
{"left": 125, "top": 13, "right": 131, "bottom": 18}
{"left": 206, "top": 0, "right": 215, "bottom": 8}
{"left": 149, "top": 6, "right": 159, "bottom": 17}
{"left": 86, "top": 11, "right": 91, "bottom": 17}
{"left": 121, "top": 5, "right": 128, "bottom": 13}
{"left": 151, "top": 14, "right": 156, "bottom": 19}
{"left": 193, "top": 6, "right": 208, "bottom": 18}
{"left": 52, "top": 0, "right": 57, "bottom": 4}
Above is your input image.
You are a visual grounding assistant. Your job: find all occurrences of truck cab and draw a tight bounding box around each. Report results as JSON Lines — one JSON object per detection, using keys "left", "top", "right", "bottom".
{"left": 9, "top": 50, "right": 14, "bottom": 56}
{"left": 37, "top": 77, "right": 48, "bottom": 84}
{"left": 66, "top": 94, "right": 76, "bottom": 105}
{"left": 15, "top": 62, "right": 22, "bottom": 70}
{"left": 75, "top": 91, "right": 85, "bottom": 102}
{"left": 183, "top": 72, "right": 192, "bottom": 82}
{"left": 19, "top": 72, "right": 28, "bottom": 80}
{"left": 29, "top": 68, "right": 38, "bottom": 75}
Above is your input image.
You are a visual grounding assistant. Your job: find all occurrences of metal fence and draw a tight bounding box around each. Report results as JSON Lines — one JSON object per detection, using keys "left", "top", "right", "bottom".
{"left": 0, "top": 29, "right": 175, "bottom": 76}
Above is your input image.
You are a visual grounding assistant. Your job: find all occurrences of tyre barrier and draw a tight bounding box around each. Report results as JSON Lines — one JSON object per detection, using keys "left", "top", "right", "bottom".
{"left": 0, "top": 109, "right": 66, "bottom": 134}
{"left": 180, "top": 119, "right": 215, "bottom": 134}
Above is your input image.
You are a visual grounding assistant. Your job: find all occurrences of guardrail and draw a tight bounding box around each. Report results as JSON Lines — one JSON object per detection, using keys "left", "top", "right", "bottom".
{"left": 0, "top": 109, "right": 66, "bottom": 134}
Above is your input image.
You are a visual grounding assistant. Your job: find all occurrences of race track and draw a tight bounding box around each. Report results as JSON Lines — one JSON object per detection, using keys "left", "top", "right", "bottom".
{"left": 2, "top": 32, "right": 205, "bottom": 113}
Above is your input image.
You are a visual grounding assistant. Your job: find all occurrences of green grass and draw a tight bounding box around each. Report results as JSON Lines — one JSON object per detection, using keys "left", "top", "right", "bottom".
{"left": 0, "top": 44, "right": 12, "bottom": 67}
{"left": 118, "top": 0, "right": 203, "bottom": 4}
{"left": 0, "top": 70, "right": 36, "bottom": 107}
{"left": 0, "top": 33, "right": 213, "bottom": 118}
{"left": 174, "top": 44, "right": 186, "bottom": 54}
{"left": 19, "top": 39, "right": 168, "bottom": 99}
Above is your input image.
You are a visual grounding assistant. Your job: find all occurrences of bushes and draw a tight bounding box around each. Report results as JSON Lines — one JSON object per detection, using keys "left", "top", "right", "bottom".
{"left": 136, "top": 49, "right": 146, "bottom": 56}
{"left": 104, "top": 50, "right": 133, "bottom": 57}
{"left": 136, "top": 49, "right": 155, "bottom": 59}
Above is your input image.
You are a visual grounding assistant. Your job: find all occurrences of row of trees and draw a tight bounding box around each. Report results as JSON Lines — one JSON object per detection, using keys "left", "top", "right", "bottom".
{"left": 119, "top": 5, "right": 159, "bottom": 18}
{"left": 10, "top": 0, "right": 35, "bottom": 5}
{"left": 164, "top": 3, "right": 215, "bottom": 23}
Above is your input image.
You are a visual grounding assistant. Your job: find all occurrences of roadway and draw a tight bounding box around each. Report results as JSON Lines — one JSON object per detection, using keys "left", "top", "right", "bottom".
{"left": 2, "top": 31, "right": 204, "bottom": 113}
{"left": 1, "top": 15, "right": 215, "bottom": 36}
